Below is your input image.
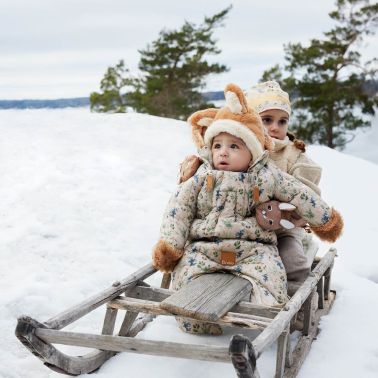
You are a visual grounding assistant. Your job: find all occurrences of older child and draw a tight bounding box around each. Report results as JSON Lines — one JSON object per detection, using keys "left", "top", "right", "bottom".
{"left": 152, "top": 83, "right": 343, "bottom": 335}
{"left": 246, "top": 81, "right": 322, "bottom": 281}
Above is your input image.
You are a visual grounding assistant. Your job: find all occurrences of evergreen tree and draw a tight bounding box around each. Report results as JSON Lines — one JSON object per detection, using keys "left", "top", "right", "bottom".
{"left": 129, "top": 7, "right": 231, "bottom": 119}
{"left": 90, "top": 60, "right": 135, "bottom": 113}
{"left": 261, "top": 0, "right": 378, "bottom": 149}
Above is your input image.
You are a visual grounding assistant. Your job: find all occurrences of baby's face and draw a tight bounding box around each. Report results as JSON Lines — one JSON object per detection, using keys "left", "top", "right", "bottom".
{"left": 211, "top": 132, "right": 252, "bottom": 172}
{"left": 260, "top": 109, "right": 289, "bottom": 140}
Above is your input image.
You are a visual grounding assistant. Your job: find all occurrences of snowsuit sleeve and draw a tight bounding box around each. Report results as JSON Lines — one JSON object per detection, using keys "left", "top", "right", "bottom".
{"left": 152, "top": 174, "right": 205, "bottom": 272}
{"left": 271, "top": 164, "right": 343, "bottom": 242}
{"left": 160, "top": 175, "right": 204, "bottom": 249}
{"left": 288, "top": 153, "right": 322, "bottom": 195}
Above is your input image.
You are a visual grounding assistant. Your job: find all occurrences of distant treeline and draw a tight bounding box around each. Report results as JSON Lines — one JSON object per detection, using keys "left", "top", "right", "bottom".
{"left": 0, "top": 93, "right": 223, "bottom": 109}
{"left": 0, "top": 97, "right": 90, "bottom": 109}
{"left": 0, "top": 81, "right": 376, "bottom": 109}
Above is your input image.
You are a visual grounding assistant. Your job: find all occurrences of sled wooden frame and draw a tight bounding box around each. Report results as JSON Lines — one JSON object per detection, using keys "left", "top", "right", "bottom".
{"left": 15, "top": 247, "right": 337, "bottom": 378}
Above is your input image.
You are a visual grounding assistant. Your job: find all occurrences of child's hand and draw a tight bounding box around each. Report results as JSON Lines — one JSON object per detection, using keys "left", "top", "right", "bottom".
{"left": 152, "top": 240, "right": 183, "bottom": 273}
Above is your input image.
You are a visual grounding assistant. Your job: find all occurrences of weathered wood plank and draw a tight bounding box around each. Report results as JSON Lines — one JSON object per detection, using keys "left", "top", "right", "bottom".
{"left": 161, "top": 273, "right": 171, "bottom": 289}
{"left": 44, "top": 263, "right": 156, "bottom": 330}
{"left": 160, "top": 273, "right": 252, "bottom": 321}
{"left": 101, "top": 308, "right": 118, "bottom": 335}
{"left": 118, "top": 311, "right": 138, "bottom": 337}
{"left": 230, "top": 301, "right": 281, "bottom": 319}
{"left": 317, "top": 277, "right": 325, "bottom": 309}
{"left": 35, "top": 328, "right": 231, "bottom": 363}
{"left": 303, "top": 289, "right": 318, "bottom": 337}
{"left": 283, "top": 291, "right": 336, "bottom": 377}
{"left": 275, "top": 327, "right": 289, "bottom": 378}
{"left": 324, "top": 265, "right": 333, "bottom": 300}
{"left": 285, "top": 330, "right": 293, "bottom": 368}
{"left": 15, "top": 316, "right": 115, "bottom": 375}
{"left": 251, "top": 248, "right": 337, "bottom": 358}
{"left": 109, "top": 296, "right": 271, "bottom": 330}
{"left": 127, "top": 285, "right": 280, "bottom": 319}
{"left": 126, "top": 285, "right": 172, "bottom": 302}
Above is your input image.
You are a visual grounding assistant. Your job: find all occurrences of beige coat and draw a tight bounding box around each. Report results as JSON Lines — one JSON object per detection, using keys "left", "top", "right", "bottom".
{"left": 269, "top": 137, "right": 321, "bottom": 195}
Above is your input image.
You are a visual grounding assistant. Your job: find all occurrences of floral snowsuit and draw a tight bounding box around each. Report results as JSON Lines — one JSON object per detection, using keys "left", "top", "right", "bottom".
{"left": 159, "top": 148, "right": 333, "bottom": 334}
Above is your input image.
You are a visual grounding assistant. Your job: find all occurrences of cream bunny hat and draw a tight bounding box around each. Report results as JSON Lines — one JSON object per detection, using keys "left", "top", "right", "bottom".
{"left": 246, "top": 81, "right": 291, "bottom": 117}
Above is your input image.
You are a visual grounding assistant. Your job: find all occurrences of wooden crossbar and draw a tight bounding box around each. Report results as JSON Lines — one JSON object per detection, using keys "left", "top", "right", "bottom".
{"left": 35, "top": 328, "right": 231, "bottom": 363}
{"left": 108, "top": 297, "right": 273, "bottom": 329}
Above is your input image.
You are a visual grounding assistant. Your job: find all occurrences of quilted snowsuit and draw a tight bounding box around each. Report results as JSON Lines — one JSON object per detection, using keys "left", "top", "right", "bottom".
{"left": 158, "top": 148, "right": 336, "bottom": 334}
{"left": 270, "top": 136, "right": 322, "bottom": 281}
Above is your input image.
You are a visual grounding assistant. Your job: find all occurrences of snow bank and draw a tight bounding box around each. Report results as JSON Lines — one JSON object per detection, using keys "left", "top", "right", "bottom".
{"left": 1, "top": 108, "right": 377, "bottom": 378}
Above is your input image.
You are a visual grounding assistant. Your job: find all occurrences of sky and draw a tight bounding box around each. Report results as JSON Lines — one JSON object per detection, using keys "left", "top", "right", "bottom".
{"left": 1, "top": 0, "right": 376, "bottom": 100}
{"left": 1, "top": 108, "right": 378, "bottom": 377}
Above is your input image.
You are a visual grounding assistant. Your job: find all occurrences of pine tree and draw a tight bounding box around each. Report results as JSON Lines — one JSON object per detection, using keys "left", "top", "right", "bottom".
{"left": 90, "top": 8, "right": 230, "bottom": 118}
{"left": 90, "top": 60, "right": 135, "bottom": 113}
{"left": 129, "top": 6, "right": 231, "bottom": 119}
{"left": 261, "top": 0, "right": 378, "bottom": 149}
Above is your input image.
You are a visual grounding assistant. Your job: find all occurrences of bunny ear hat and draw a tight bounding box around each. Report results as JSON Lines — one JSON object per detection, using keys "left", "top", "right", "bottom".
{"left": 187, "top": 83, "right": 274, "bottom": 164}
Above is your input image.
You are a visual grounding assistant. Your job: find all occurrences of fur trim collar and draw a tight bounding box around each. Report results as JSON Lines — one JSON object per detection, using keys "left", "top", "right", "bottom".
{"left": 272, "top": 136, "right": 289, "bottom": 152}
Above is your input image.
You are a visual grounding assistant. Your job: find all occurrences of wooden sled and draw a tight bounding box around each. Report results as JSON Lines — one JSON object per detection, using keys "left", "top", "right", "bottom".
{"left": 15, "top": 246, "right": 337, "bottom": 378}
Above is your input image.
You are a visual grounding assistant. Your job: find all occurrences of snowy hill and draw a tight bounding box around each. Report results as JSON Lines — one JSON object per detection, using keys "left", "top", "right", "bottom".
{"left": 1, "top": 108, "right": 377, "bottom": 378}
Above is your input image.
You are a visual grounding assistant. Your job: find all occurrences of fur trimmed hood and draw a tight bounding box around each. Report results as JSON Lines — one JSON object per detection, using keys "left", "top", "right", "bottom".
{"left": 187, "top": 83, "right": 273, "bottom": 164}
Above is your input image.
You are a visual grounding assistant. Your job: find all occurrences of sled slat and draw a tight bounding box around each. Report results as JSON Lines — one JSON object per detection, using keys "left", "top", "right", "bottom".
{"left": 127, "top": 285, "right": 280, "bottom": 319}
{"left": 283, "top": 290, "right": 336, "bottom": 377}
{"left": 252, "top": 248, "right": 337, "bottom": 358}
{"left": 35, "top": 328, "right": 231, "bottom": 363}
{"left": 275, "top": 327, "right": 289, "bottom": 378}
{"left": 44, "top": 263, "right": 156, "bottom": 330}
{"left": 101, "top": 308, "right": 118, "bottom": 335}
{"left": 109, "top": 296, "right": 272, "bottom": 329}
{"left": 160, "top": 273, "right": 252, "bottom": 321}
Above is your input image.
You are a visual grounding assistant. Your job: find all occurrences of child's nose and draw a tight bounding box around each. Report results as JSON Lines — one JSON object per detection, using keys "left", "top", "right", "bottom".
{"left": 269, "top": 122, "right": 279, "bottom": 130}
{"left": 220, "top": 147, "right": 228, "bottom": 156}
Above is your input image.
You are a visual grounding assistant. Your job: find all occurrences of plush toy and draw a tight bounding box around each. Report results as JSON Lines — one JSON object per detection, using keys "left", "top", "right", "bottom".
{"left": 255, "top": 200, "right": 307, "bottom": 231}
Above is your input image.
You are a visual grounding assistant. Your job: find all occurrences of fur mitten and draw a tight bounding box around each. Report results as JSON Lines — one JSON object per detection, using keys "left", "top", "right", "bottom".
{"left": 310, "top": 208, "right": 344, "bottom": 242}
{"left": 178, "top": 155, "right": 202, "bottom": 184}
{"left": 152, "top": 240, "right": 184, "bottom": 273}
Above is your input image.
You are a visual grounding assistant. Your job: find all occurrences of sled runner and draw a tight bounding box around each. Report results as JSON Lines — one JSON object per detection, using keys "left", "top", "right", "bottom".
{"left": 15, "top": 244, "right": 336, "bottom": 378}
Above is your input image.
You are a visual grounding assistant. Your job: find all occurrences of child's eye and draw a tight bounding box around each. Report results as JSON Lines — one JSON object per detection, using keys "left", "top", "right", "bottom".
{"left": 213, "top": 143, "right": 221, "bottom": 149}
{"left": 279, "top": 119, "right": 288, "bottom": 126}
{"left": 230, "top": 144, "right": 239, "bottom": 149}
{"left": 262, "top": 117, "right": 273, "bottom": 125}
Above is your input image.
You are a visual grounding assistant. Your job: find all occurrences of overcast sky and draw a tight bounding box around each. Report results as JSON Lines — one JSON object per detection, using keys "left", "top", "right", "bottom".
{"left": 1, "top": 0, "right": 376, "bottom": 99}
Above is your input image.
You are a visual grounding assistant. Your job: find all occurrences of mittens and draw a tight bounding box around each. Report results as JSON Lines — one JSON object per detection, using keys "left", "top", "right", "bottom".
{"left": 152, "top": 240, "right": 184, "bottom": 273}
{"left": 310, "top": 208, "right": 343, "bottom": 242}
{"left": 178, "top": 155, "right": 202, "bottom": 184}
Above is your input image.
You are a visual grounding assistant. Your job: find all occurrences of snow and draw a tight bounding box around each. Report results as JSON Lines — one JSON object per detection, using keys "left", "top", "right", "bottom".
{"left": 1, "top": 108, "right": 377, "bottom": 378}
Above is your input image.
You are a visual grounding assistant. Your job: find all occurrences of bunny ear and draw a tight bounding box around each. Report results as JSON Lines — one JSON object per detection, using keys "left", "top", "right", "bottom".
{"left": 224, "top": 83, "right": 249, "bottom": 114}
{"left": 188, "top": 108, "right": 218, "bottom": 149}
{"left": 280, "top": 219, "right": 295, "bottom": 229}
{"left": 278, "top": 203, "right": 296, "bottom": 211}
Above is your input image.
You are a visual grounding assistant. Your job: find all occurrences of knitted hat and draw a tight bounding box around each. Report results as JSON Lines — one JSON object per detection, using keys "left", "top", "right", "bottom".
{"left": 188, "top": 83, "right": 273, "bottom": 164}
{"left": 246, "top": 81, "right": 291, "bottom": 117}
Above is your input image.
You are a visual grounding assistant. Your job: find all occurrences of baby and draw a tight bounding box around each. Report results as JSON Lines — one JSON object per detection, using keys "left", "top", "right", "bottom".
{"left": 152, "top": 83, "right": 343, "bottom": 335}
